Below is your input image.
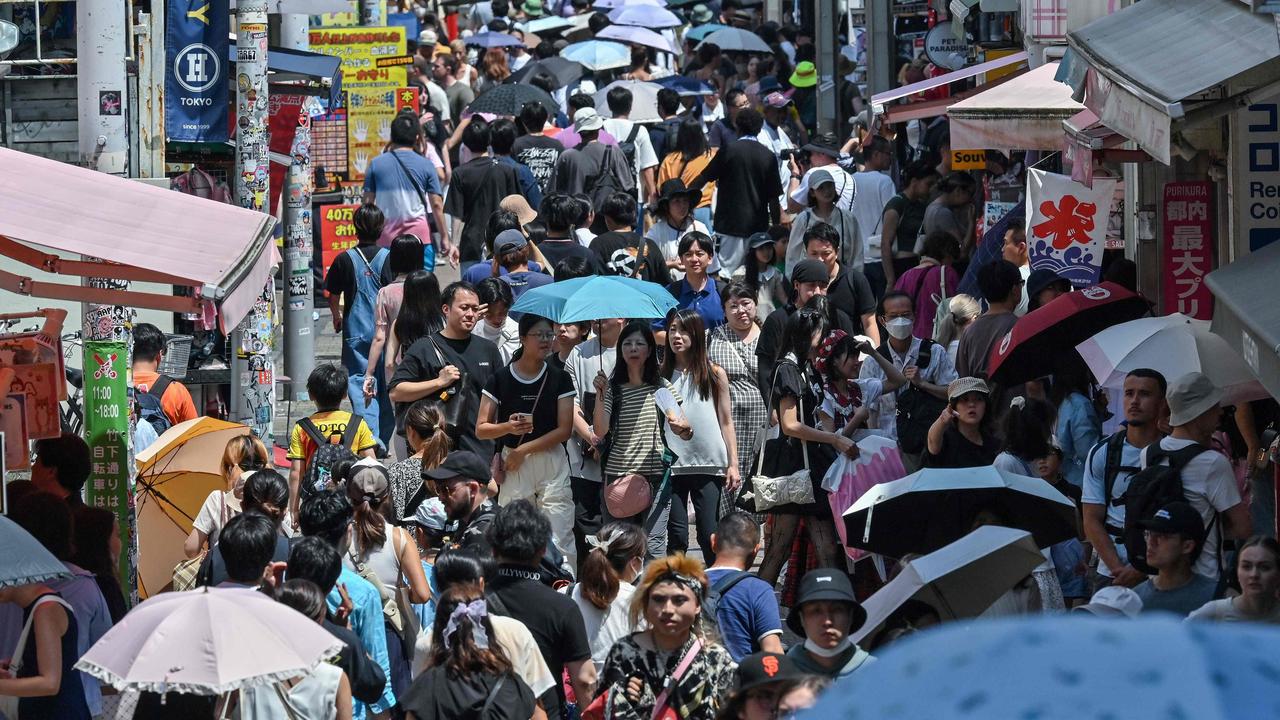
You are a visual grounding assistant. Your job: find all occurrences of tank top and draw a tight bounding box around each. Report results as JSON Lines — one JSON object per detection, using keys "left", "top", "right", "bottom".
{"left": 237, "top": 662, "right": 342, "bottom": 720}
{"left": 346, "top": 522, "right": 403, "bottom": 595}
{"left": 18, "top": 593, "right": 91, "bottom": 720}
{"left": 664, "top": 369, "right": 728, "bottom": 476}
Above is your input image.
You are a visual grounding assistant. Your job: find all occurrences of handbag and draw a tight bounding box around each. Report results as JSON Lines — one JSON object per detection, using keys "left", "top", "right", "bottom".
{"left": 738, "top": 361, "right": 815, "bottom": 512}
{"left": 427, "top": 336, "right": 472, "bottom": 438}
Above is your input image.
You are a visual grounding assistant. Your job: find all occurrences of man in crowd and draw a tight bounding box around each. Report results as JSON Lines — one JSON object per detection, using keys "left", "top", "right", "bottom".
{"left": 427, "top": 450, "right": 498, "bottom": 558}
{"left": 389, "top": 282, "right": 502, "bottom": 458}
{"left": 214, "top": 513, "right": 279, "bottom": 590}
{"left": 785, "top": 570, "right": 874, "bottom": 680}
{"left": 31, "top": 433, "right": 91, "bottom": 507}
{"left": 447, "top": 119, "right": 523, "bottom": 273}
{"left": 491, "top": 117, "right": 544, "bottom": 211}
{"left": 708, "top": 88, "right": 751, "bottom": 149}
{"left": 705, "top": 512, "right": 784, "bottom": 661}
{"left": 433, "top": 53, "right": 474, "bottom": 122}
{"left": 648, "top": 88, "right": 684, "bottom": 159}
{"left": 756, "top": 258, "right": 859, "bottom": 396}
{"left": 590, "top": 192, "right": 665, "bottom": 282}
{"left": 538, "top": 193, "right": 602, "bottom": 273}
{"left": 132, "top": 322, "right": 197, "bottom": 429}
{"left": 513, "top": 101, "right": 564, "bottom": 194}
{"left": 954, "top": 259, "right": 1022, "bottom": 379}
{"left": 552, "top": 108, "right": 634, "bottom": 208}
{"left": 1133, "top": 502, "right": 1217, "bottom": 616}
{"left": 759, "top": 91, "right": 798, "bottom": 197}
{"left": 850, "top": 136, "right": 899, "bottom": 299}
{"left": 803, "top": 221, "right": 878, "bottom": 345}
{"left": 602, "top": 86, "right": 659, "bottom": 209}
{"left": 1001, "top": 224, "right": 1032, "bottom": 316}
{"left": 363, "top": 112, "right": 452, "bottom": 265}
{"left": 562, "top": 317, "right": 623, "bottom": 562}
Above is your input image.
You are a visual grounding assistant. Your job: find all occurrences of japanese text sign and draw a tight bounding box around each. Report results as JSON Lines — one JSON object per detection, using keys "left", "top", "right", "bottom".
{"left": 82, "top": 340, "right": 134, "bottom": 592}
{"left": 1162, "top": 182, "right": 1214, "bottom": 319}
{"left": 1026, "top": 169, "right": 1115, "bottom": 288}
{"left": 319, "top": 203, "right": 360, "bottom": 287}
{"left": 309, "top": 26, "right": 407, "bottom": 180}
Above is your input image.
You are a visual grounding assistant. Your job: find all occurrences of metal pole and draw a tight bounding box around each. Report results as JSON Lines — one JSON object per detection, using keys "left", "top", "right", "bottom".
{"left": 77, "top": 0, "right": 137, "bottom": 604}
{"left": 815, "top": 0, "right": 837, "bottom": 136}
{"left": 232, "top": 0, "right": 278, "bottom": 443}
{"left": 865, "top": 0, "right": 893, "bottom": 100}
{"left": 280, "top": 14, "right": 315, "bottom": 403}
{"left": 360, "top": 0, "right": 382, "bottom": 26}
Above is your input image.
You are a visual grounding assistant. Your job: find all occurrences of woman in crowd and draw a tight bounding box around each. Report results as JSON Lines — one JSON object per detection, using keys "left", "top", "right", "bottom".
{"left": 1190, "top": 536, "right": 1280, "bottom": 623}
{"left": 477, "top": 313, "right": 577, "bottom": 570}
{"left": 242, "top": 579, "right": 353, "bottom": 720}
{"left": 185, "top": 434, "right": 270, "bottom": 558}
{"left": 879, "top": 161, "right": 940, "bottom": 288}
{"left": 662, "top": 309, "right": 738, "bottom": 563}
{"left": 735, "top": 234, "right": 786, "bottom": 317}
{"left": 813, "top": 329, "right": 906, "bottom": 436}
{"left": 708, "top": 281, "right": 768, "bottom": 516}
{"left": 933, "top": 294, "right": 980, "bottom": 367}
{"left": 646, "top": 180, "right": 710, "bottom": 279}
{"left": 201, "top": 469, "right": 297, "bottom": 587}
{"left": 593, "top": 321, "right": 693, "bottom": 559}
{"left": 597, "top": 554, "right": 736, "bottom": 720}
{"left": 893, "top": 231, "right": 962, "bottom": 341}
{"left": 658, "top": 117, "right": 718, "bottom": 233}
{"left": 924, "top": 377, "right": 999, "bottom": 469}
{"left": 70, "top": 507, "right": 127, "bottom": 623}
{"left": 552, "top": 321, "right": 591, "bottom": 370}
{"left": 787, "top": 170, "right": 859, "bottom": 274}
{"left": 473, "top": 278, "right": 522, "bottom": 364}
{"left": 668, "top": 233, "right": 726, "bottom": 331}
{"left": 757, "top": 309, "right": 859, "bottom": 586}
{"left": 0, "top": 580, "right": 90, "bottom": 719}
{"left": 1051, "top": 360, "right": 1102, "bottom": 488}
{"left": 621, "top": 45, "right": 661, "bottom": 82}
{"left": 921, "top": 172, "right": 977, "bottom": 258}
{"left": 364, "top": 235, "right": 425, "bottom": 415}
{"left": 774, "top": 676, "right": 828, "bottom": 720}
{"left": 386, "top": 269, "right": 444, "bottom": 374}
{"left": 388, "top": 401, "right": 452, "bottom": 521}
{"left": 342, "top": 459, "right": 433, "bottom": 696}
{"left": 567, "top": 523, "right": 647, "bottom": 666}
{"left": 475, "top": 47, "right": 511, "bottom": 93}
{"left": 401, "top": 586, "right": 543, "bottom": 720}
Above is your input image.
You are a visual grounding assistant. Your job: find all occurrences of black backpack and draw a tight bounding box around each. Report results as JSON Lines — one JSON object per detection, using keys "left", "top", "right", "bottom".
{"left": 135, "top": 375, "right": 174, "bottom": 438}
{"left": 1120, "top": 442, "right": 1211, "bottom": 574}
{"left": 1094, "top": 431, "right": 1141, "bottom": 533}
{"left": 878, "top": 341, "right": 946, "bottom": 455}
{"left": 616, "top": 122, "right": 642, "bottom": 173}
{"left": 704, "top": 569, "right": 753, "bottom": 640}
{"left": 586, "top": 143, "right": 634, "bottom": 216}
{"left": 297, "top": 417, "right": 365, "bottom": 499}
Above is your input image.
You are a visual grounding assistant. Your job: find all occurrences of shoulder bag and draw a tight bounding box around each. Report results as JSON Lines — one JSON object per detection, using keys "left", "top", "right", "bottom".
{"left": 427, "top": 336, "right": 472, "bottom": 439}
{"left": 0, "top": 595, "right": 74, "bottom": 719}
{"left": 737, "top": 361, "right": 815, "bottom": 512}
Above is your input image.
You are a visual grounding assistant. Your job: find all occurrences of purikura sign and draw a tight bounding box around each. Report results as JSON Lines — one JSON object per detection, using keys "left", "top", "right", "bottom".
{"left": 1161, "top": 181, "right": 1214, "bottom": 320}
{"left": 1026, "top": 169, "right": 1116, "bottom": 288}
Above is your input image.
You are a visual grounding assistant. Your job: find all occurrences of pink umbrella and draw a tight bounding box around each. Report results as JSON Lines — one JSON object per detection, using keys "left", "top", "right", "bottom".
{"left": 75, "top": 587, "right": 343, "bottom": 695}
{"left": 826, "top": 435, "right": 908, "bottom": 562}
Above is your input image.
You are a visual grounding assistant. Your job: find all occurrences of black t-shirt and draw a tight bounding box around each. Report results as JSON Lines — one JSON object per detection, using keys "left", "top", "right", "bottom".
{"left": 488, "top": 565, "right": 592, "bottom": 719}
{"left": 482, "top": 362, "right": 575, "bottom": 450}
{"left": 512, "top": 134, "right": 565, "bottom": 194}
{"left": 692, "top": 138, "right": 783, "bottom": 237}
{"left": 323, "top": 619, "right": 387, "bottom": 705}
{"left": 591, "top": 231, "right": 667, "bottom": 283}
{"left": 444, "top": 157, "right": 522, "bottom": 263}
{"left": 884, "top": 194, "right": 928, "bottom": 255}
{"left": 828, "top": 266, "right": 877, "bottom": 320}
{"left": 923, "top": 425, "right": 1000, "bottom": 469}
{"left": 389, "top": 331, "right": 503, "bottom": 458}
{"left": 401, "top": 666, "right": 535, "bottom": 720}
{"left": 537, "top": 238, "right": 602, "bottom": 275}
{"left": 324, "top": 244, "right": 387, "bottom": 317}
{"left": 756, "top": 304, "right": 859, "bottom": 403}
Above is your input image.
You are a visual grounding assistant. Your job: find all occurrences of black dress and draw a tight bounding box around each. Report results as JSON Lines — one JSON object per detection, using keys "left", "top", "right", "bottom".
{"left": 763, "top": 358, "right": 836, "bottom": 516}
{"left": 400, "top": 667, "right": 535, "bottom": 720}
{"left": 17, "top": 593, "right": 91, "bottom": 720}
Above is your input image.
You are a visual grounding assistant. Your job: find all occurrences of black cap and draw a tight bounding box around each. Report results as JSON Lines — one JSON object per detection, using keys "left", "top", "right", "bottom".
{"left": 748, "top": 231, "right": 773, "bottom": 250}
{"left": 1026, "top": 268, "right": 1070, "bottom": 301}
{"left": 734, "top": 652, "right": 803, "bottom": 692}
{"left": 422, "top": 450, "right": 491, "bottom": 484}
{"left": 801, "top": 132, "right": 841, "bottom": 158}
{"left": 1137, "top": 501, "right": 1205, "bottom": 542}
{"left": 791, "top": 258, "right": 829, "bottom": 286}
{"left": 785, "top": 569, "right": 866, "bottom": 637}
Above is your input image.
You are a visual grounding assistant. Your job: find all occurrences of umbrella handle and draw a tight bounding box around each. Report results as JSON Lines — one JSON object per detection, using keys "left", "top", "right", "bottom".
{"left": 863, "top": 501, "right": 874, "bottom": 545}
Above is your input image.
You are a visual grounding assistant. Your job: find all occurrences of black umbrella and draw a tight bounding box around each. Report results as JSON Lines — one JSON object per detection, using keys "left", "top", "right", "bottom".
{"left": 466, "top": 83, "right": 559, "bottom": 116}
{"left": 506, "top": 57, "right": 585, "bottom": 89}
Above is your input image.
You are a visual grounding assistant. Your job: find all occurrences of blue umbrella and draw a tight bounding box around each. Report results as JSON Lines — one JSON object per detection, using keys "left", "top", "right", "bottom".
{"left": 0, "top": 515, "right": 71, "bottom": 588}
{"left": 653, "top": 75, "right": 715, "bottom": 97}
{"left": 803, "top": 616, "right": 1280, "bottom": 720}
{"left": 608, "top": 3, "right": 682, "bottom": 28}
{"left": 523, "top": 15, "right": 573, "bottom": 34}
{"left": 684, "top": 22, "right": 730, "bottom": 42}
{"left": 510, "top": 276, "right": 678, "bottom": 323}
{"left": 561, "top": 40, "right": 631, "bottom": 71}
{"left": 464, "top": 31, "right": 524, "bottom": 49}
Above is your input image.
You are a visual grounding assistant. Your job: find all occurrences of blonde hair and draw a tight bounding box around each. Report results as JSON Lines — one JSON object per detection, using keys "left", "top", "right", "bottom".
{"left": 220, "top": 434, "right": 270, "bottom": 490}
{"left": 933, "top": 293, "right": 982, "bottom": 347}
{"left": 629, "top": 553, "right": 709, "bottom": 629}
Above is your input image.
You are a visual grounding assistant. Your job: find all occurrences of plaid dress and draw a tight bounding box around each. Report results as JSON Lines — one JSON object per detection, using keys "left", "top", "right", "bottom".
{"left": 707, "top": 325, "right": 769, "bottom": 519}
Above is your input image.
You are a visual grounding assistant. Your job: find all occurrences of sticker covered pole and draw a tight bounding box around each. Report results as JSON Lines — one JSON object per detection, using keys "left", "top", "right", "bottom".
{"left": 280, "top": 14, "right": 316, "bottom": 403}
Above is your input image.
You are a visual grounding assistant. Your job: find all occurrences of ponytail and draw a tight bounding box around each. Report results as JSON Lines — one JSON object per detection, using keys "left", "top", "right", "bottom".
{"left": 344, "top": 462, "right": 391, "bottom": 550}
{"left": 405, "top": 401, "right": 452, "bottom": 469}
{"left": 579, "top": 523, "right": 646, "bottom": 609}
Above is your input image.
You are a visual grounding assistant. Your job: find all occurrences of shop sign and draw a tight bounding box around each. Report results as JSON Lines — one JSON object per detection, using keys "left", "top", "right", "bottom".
{"left": 82, "top": 340, "right": 135, "bottom": 596}
{"left": 924, "top": 24, "right": 969, "bottom": 71}
{"left": 951, "top": 149, "right": 986, "bottom": 170}
{"left": 1026, "top": 169, "right": 1114, "bottom": 288}
{"left": 1161, "top": 182, "right": 1214, "bottom": 319}
{"left": 165, "top": 0, "right": 230, "bottom": 143}
{"left": 319, "top": 203, "right": 360, "bottom": 287}
{"left": 1232, "top": 99, "right": 1280, "bottom": 251}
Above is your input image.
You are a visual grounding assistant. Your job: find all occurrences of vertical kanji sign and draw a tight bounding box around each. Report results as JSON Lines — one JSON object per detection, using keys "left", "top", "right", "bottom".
{"left": 83, "top": 340, "right": 136, "bottom": 598}
{"left": 1026, "top": 169, "right": 1115, "bottom": 288}
{"left": 1162, "top": 182, "right": 1214, "bottom": 319}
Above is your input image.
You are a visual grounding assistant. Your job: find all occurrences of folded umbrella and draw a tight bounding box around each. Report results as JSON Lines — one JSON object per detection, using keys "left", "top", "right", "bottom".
{"left": 684, "top": 23, "right": 731, "bottom": 42}
{"left": 76, "top": 587, "right": 344, "bottom": 694}
{"left": 0, "top": 515, "right": 71, "bottom": 588}
{"left": 594, "top": 79, "right": 664, "bottom": 123}
{"left": 467, "top": 83, "right": 559, "bottom": 116}
{"left": 135, "top": 417, "right": 252, "bottom": 599}
{"left": 561, "top": 40, "right": 632, "bottom": 71}
{"left": 653, "top": 74, "right": 716, "bottom": 97}
{"left": 608, "top": 3, "right": 682, "bottom": 28}
{"left": 851, "top": 526, "right": 1046, "bottom": 645}
{"left": 1076, "top": 313, "right": 1268, "bottom": 405}
{"left": 986, "top": 282, "right": 1151, "bottom": 387}
{"left": 464, "top": 31, "right": 525, "bottom": 48}
{"left": 507, "top": 56, "right": 585, "bottom": 88}
{"left": 597, "top": 25, "right": 680, "bottom": 54}
{"left": 696, "top": 27, "right": 772, "bottom": 53}
{"left": 843, "top": 466, "right": 1077, "bottom": 558}
{"left": 509, "top": 275, "right": 679, "bottom": 323}
{"left": 806, "top": 616, "right": 1280, "bottom": 720}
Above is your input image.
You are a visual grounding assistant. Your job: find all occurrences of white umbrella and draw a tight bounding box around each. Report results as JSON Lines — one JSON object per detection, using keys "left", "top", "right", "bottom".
{"left": 594, "top": 79, "right": 665, "bottom": 123}
{"left": 1076, "top": 313, "right": 1268, "bottom": 404}
{"left": 0, "top": 515, "right": 71, "bottom": 588}
{"left": 696, "top": 27, "right": 772, "bottom": 54}
{"left": 851, "top": 526, "right": 1046, "bottom": 644}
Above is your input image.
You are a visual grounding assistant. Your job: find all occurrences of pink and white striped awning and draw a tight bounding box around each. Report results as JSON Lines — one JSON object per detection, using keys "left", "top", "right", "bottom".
{"left": 947, "top": 62, "right": 1084, "bottom": 151}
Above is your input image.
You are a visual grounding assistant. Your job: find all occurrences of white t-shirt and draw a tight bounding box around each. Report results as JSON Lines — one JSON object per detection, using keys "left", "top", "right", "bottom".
{"left": 858, "top": 338, "right": 957, "bottom": 439}
{"left": 564, "top": 337, "right": 620, "bottom": 482}
{"left": 645, "top": 218, "right": 712, "bottom": 281}
{"left": 790, "top": 164, "right": 855, "bottom": 215}
{"left": 1140, "top": 437, "right": 1243, "bottom": 580}
{"left": 1080, "top": 433, "right": 1147, "bottom": 577}
{"left": 193, "top": 490, "right": 241, "bottom": 548}
{"left": 473, "top": 316, "right": 521, "bottom": 364}
{"left": 413, "top": 614, "right": 557, "bottom": 696}
{"left": 1015, "top": 263, "right": 1032, "bottom": 316}
{"left": 850, "top": 171, "right": 897, "bottom": 261}
{"left": 1187, "top": 597, "right": 1280, "bottom": 624}
{"left": 567, "top": 582, "right": 638, "bottom": 666}
{"left": 602, "top": 118, "right": 658, "bottom": 173}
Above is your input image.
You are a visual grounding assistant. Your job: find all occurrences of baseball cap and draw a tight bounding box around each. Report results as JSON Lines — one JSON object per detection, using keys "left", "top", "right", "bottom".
{"left": 808, "top": 167, "right": 837, "bottom": 189}
{"left": 419, "top": 29, "right": 438, "bottom": 45}
{"left": 347, "top": 458, "right": 389, "bottom": 501}
{"left": 408, "top": 497, "right": 448, "bottom": 532}
{"left": 1073, "top": 586, "right": 1143, "bottom": 618}
{"left": 734, "top": 652, "right": 803, "bottom": 693}
{"left": 747, "top": 231, "right": 773, "bottom": 250}
{"left": 573, "top": 106, "right": 604, "bottom": 132}
{"left": 763, "top": 91, "right": 792, "bottom": 109}
{"left": 1167, "top": 371, "right": 1224, "bottom": 427}
{"left": 947, "top": 376, "right": 990, "bottom": 402}
{"left": 422, "top": 450, "right": 491, "bottom": 483}
{"left": 1138, "top": 501, "right": 1205, "bottom": 542}
{"left": 786, "top": 569, "right": 866, "bottom": 637}
{"left": 494, "top": 228, "right": 528, "bottom": 255}
{"left": 790, "top": 258, "right": 829, "bottom": 286}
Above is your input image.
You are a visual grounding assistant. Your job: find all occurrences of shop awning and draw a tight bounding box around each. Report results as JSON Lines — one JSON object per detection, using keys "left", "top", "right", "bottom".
{"left": 1206, "top": 239, "right": 1280, "bottom": 402}
{"left": 228, "top": 45, "right": 343, "bottom": 108}
{"left": 870, "top": 50, "right": 1029, "bottom": 112}
{"left": 0, "top": 148, "right": 278, "bottom": 334}
{"left": 1063, "top": 0, "right": 1280, "bottom": 164}
{"left": 947, "top": 62, "right": 1083, "bottom": 150}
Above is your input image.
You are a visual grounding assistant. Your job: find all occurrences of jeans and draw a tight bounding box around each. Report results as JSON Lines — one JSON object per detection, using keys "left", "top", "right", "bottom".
{"left": 667, "top": 473, "right": 723, "bottom": 564}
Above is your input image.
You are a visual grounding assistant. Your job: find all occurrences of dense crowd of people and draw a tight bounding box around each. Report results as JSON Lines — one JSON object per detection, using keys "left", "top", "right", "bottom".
{"left": 4, "top": 1, "right": 1280, "bottom": 719}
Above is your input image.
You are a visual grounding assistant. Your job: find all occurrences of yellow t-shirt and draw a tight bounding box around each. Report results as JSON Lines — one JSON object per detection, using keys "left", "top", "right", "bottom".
{"left": 287, "top": 410, "right": 378, "bottom": 462}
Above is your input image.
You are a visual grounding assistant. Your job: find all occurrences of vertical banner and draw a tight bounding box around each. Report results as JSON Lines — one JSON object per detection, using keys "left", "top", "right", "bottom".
{"left": 309, "top": 26, "right": 408, "bottom": 180}
{"left": 82, "top": 340, "right": 135, "bottom": 599}
{"left": 1162, "top": 182, "right": 1214, "bottom": 320}
{"left": 165, "top": 0, "right": 229, "bottom": 142}
{"left": 1026, "top": 169, "right": 1116, "bottom": 288}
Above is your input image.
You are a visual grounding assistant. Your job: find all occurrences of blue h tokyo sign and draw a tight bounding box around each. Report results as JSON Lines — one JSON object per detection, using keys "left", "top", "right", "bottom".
{"left": 165, "top": 0, "right": 229, "bottom": 142}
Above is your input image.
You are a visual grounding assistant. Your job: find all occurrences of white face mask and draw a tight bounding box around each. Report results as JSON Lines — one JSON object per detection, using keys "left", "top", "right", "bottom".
{"left": 886, "top": 317, "right": 914, "bottom": 340}
{"left": 803, "top": 637, "right": 853, "bottom": 658}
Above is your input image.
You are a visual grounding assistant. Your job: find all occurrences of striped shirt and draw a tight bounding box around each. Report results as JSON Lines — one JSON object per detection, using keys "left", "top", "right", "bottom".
{"left": 602, "top": 380, "right": 682, "bottom": 478}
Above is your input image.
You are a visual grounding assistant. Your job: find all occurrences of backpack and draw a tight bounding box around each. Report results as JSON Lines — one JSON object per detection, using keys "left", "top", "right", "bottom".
{"left": 135, "top": 376, "right": 174, "bottom": 437}
{"left": 1120, "top": 442, "right": 1211, "bottom": 574}
{"left": 705, "top": 569, "right": 753, "bottom": 640}
{"left": 616, "top": 122, "right": 642, "bottom": 173}
{"left": 878, "top": 341, "right": 945, "bottom": 455}
{"left": 297, "top": 416, "right": 365, "bottom": 498}
{"left": 586, "top": 143, "right": 635, "bottom": 215}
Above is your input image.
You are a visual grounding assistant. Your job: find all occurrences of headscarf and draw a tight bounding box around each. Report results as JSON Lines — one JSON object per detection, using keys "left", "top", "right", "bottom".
{"left": 813, "top": 330, "right": 863, "bottom": 423}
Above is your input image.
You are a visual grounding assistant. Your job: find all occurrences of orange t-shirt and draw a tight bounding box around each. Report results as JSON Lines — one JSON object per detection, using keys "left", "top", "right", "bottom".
{"left": 133, "top": 369, "right": 198, "bottom": 426}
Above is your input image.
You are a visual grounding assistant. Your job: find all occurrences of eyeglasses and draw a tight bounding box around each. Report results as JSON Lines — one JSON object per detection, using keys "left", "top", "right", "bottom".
{"left": 526, "top": 331, "right": 556, "bottom": 341}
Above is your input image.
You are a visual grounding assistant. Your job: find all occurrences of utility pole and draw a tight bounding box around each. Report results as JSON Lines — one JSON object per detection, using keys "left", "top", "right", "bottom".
{"left": 865, "top": 0, "right": 894, "bottom": 100}
{"left": 231, "top": 0, "right": 277, "bottom": 443}
{"left": 77, "top": 0, "right": 137, "bottom": 603}
{"left": 280, "top": 14, "right": 316, "bottom": 404}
